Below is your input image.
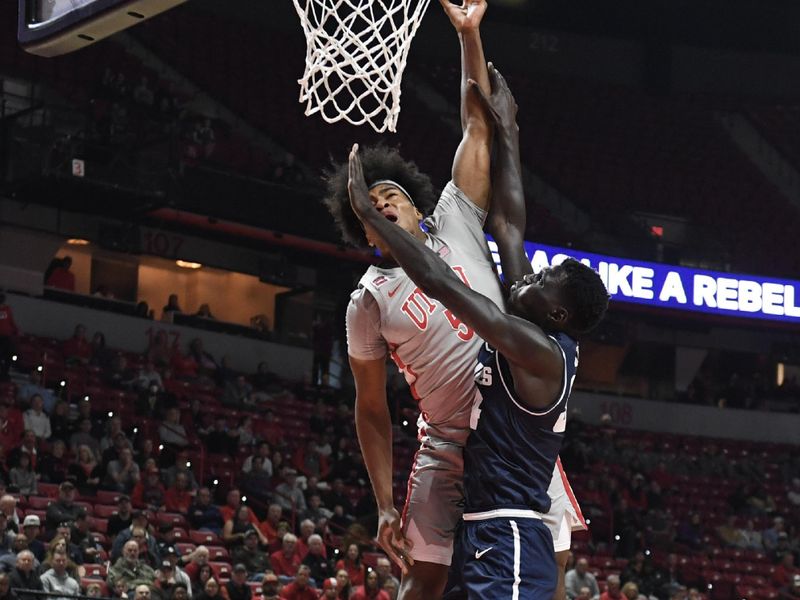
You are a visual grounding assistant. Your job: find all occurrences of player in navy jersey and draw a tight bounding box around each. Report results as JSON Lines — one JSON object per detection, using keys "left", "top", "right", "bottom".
{"left": 346, "top": 69, "right": 609, "bottom": 599}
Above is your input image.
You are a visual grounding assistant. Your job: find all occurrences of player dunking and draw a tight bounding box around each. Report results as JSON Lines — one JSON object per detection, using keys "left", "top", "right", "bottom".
{"left": 324, "top": 2, "right": 500, "bottom": 597}
{"left": 346, "top": 107, "right": 609, "bottom": 600}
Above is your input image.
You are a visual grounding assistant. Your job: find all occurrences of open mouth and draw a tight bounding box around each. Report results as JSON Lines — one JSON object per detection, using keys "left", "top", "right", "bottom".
{"left": 384, "top": 214, "right": 398, "bottom": 223}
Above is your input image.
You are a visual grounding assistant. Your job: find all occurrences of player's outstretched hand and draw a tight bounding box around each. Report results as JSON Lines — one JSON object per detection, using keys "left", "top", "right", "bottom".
{"left": 377, "top": 506, "right": 415, "bottom": 575}
{"left": 348, "top": 143, "right": 373, "bottom": 222}
{"left": 467, "top": 62, "right": 518, "bottom": 131}
{"left": 439, "top": 0, "right": 487, "bottom": 34}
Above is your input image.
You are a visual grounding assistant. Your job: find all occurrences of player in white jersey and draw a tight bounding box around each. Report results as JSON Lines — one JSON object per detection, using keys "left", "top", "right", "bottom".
{"left": 323, "top": 2, "right": 499, "bottom": 597}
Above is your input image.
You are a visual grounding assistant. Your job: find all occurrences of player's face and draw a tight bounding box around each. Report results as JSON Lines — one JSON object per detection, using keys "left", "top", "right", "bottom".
{"left": 364, "top": 184, "right": 423, "bottom": 256}
{"left": 508, "top": 267, "right": 567, "bottom": 329}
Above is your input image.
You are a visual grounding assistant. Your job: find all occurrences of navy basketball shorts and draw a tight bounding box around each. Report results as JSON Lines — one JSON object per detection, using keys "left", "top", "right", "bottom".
{"left": 460, "top": 516, "right": 557, "bottom": 600}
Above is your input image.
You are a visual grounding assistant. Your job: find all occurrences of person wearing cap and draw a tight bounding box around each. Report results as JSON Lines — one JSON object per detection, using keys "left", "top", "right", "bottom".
{"left": 161, "top": 546, "right": 192, "bottom": 597}
{"left": 111, "top": 519, "right": 160, "bottom": 565}
{"left": 21, "top": 515, "right": 45, "bottom": 561}
{"left": 108, "top": 494, "right": 134, "bottom": 538}
{"left": 273, "top": 468, "right": 306, "bottom": 514}
{"left": 277, "top": 565, "right": 316, "bottom": 600}
{"left": 71, "top": 510, "right": 101, "bottom": 563}
{"left": 152, "top": 558, "right": 178, "bottom": 600}
{"left": 45, "top": 481, "right": 81, "bottom": 533}
{"left": 231, "top": 530, "right": 271, "bottom": 577}
{"left": 225, "top": 564, "right": 252, "bottom": 600}
{"left": 54, "top": 521, "right": 84, "bottom": 566}
{"left": 108, "top": 539, "right": 157, "bottom": 593}
{"left": 40, "top": 551, "right": 80, "bottom": 600}
{"left": 270, "top": 534, "right": 302, "bottom": 580}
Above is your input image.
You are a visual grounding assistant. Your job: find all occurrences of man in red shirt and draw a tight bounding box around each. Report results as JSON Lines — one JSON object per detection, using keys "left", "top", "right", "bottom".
{"left": 350, "top": 570, "right": 390, "bottom": 600}
{"left": 259, "top": 504, "right": 283, "bottom": 548}
{"left": 600, "top": 574, "right": 623, "bottom": 600}
{"left": 0, "top": 293, "right": 18, "bottom": 381}
{"left": 220, "top": 489, "right": 259, "bottom": 526}
{"left": 61, "top": 324, "right": 92, "bottom": 364}
{"left": 270, "top": 534, "right": 301, "bottom": 578}
{"left": 45, "top": 256, "right": 75, "bottom": 291}
{"left": 278, "top": 565, "right": 317, "bottom": 600}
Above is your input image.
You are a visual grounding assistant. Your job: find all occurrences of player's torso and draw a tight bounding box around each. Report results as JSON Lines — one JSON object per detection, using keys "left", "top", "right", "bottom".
{"left": 464, "top": 336, "right": 578, "bottom": 514}
{"left": 361, "top": 233, "right": 504, "bottom": 441}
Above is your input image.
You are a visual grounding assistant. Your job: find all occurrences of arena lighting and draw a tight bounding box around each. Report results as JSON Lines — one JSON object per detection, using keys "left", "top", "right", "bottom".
{"left": 175, "top": 260, "right": 202, "bottom": 269}
{"left": 186, "top": 461, "right": 191, "bottom": 468}
{"left": 614, "top": 535, "right": 621, "bottom": 541}
{"left": 158, "top": 444, "right": 164, "bottom": 450}
{"left": 66, "top": 238, "right": 90, "bottom": 246}
{"left": 11, "top": 355, "right": 17, "bottom": 362}
{"left": 36, "top": 365, "right": 42, "bottom": 372}
{"left": 213, "top": 479, "right": 219, "bottom": 486}
{"left": 488, "top": 238, "right": 800, "bottom": 324}
{"left": 777, "top": 362, "right": 785, "bottom": 386}
{"left": 107, "top": 411, "right": 113, "bottom": 417}
{"left": 242, "top": 496, "right": 247, "bottom": 502}
{"left": 133, "top": 427, "right": 138, "bottom": 434}
{"left": 60, "top": 380, "right": 66, "bottom": 387}
{"left": 83, "top": 395, "right": 89, "bottom": 401}
{"left": 402, "top": 420, "right": 408, "bottom": 426}
{"left": 585, "top": 519, "right": 591, "bottom": 525}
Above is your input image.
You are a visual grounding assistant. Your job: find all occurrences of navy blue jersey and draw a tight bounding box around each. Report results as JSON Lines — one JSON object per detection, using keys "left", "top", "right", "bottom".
{"left": 463, "top": 332, "right": 579, "bottom": 515}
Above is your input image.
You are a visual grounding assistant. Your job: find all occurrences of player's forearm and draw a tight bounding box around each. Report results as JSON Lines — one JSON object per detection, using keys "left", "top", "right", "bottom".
{"left": 490, "top": 127, "right": 533, "bottom": 285}
{"left": 460, "top": 30, "right": 492, "bottom": 132}
{"left": 355, "top": 401, "right": 395, "bottom": 510}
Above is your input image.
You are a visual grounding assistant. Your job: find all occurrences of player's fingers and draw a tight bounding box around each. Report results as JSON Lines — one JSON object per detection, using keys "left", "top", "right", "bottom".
{"left": 379, "top": 532, "right": 409, "bottom": 574}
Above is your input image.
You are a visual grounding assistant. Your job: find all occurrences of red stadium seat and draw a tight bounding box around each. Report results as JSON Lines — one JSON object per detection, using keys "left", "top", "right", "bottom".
{"left": 176, "top": 543, "right": 197, "bottom": 555}
{"left": 27, "top": 497, "right": 51, "bottom": 510}
{"left": 95, "top": 490, "right": 121, "bottom": 505}
{"left": 93, "top": 505, "right": 118, "bottom": 518}
{"left": 190, "top": 530, "right": 222, "bottom": 545}
{"left": 83, "top": 564, "right": 107, "bottom": 578}
{"left": 207, "top": 546, "right": 229, "bottom": 561}
{"left": 81, "top": 579, "right": 109, "bottom": 596}
{"left": 210, "top": 562, "right": 232, "bottom": 580}
{"left": 37, "top": 483, "right": 59, "bottom": 498}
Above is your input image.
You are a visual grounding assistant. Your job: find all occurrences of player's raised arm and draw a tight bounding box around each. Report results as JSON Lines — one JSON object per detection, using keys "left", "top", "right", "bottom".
{"left": 440, "top": 0, "right": 493, "bottom": 210}
{"left": 348, "top": 144, "right": 562, "bottom": 401}
{"left": 473, "top": 64, "right": 534, "bottom": 286}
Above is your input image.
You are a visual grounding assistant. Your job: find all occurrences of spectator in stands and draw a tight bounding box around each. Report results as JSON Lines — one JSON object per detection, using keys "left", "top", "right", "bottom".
{"left": 0, "top": 513, "right": 14, "bottom": 554}
{"left": 774, "top": 553, "right": 797, "bottom": 588}
{"left": 38, "top": 436, "right": 68, "bottom": 481}
{"left": 45, "top": 481, "right": 80, "bottom": 533}
{"left": 153, "top": 559, "right": 179, "bottom": 600}
{"left": 147, "top": 331, "right": 174, "bottom": 368}
{"left": 737, "top": 519, "right": 763, "bottom": 550}
{"left": 241, "top": 456, "right": 272, "bottom": 507}
{"left": 102, "top": 427, "right": 132, "bottom": 469}
{"left": 242, "top": 442, "right": 273, "bottom": 476}
{"left": 162, "top": 450, "right": 198, "bottom": 490}
{"left": 620, "top": 553, "right": 656, "bottom": 598}
{"left": 279, "top": 565, "right": 316, "bottom": 600}
{"left": 52, "top": 524, "right": 83, "bottom": 567}
{"left": 187, "top": 487, "right": 224, "bottom": 534}
{"left": 195, "top": 578, "right": 224, "bottom": 600}
{"left": 89, "top": 331, "right": 113, "bottom": 369}
{"left": 135, "top": 362, "right": 164, "bottom": 394}
{"left": 220, "top": 489, "right": 257, "bottom": 525}
{"left": 108, "top": 539, "right": 156, "bottom": 593}
{"left": 600, "top": 575, "right": 622, "bottom": 600}
{"left": 295, "top": 520, "right": 318, "bottom": 560}
{"left": 108, "top": 494, "right": 134, "bottom": 538}
{"left": 40, "top": 551, "right": 79, "bottom": 600}
{"left": 162, "top": 295, "right": 182, "bottom": 322}
{"left": 0, "top": 401, "right": 23, "bottom": 456}
{"left": 374, "top": 557, "right": 399, "bottom": 593}
{"left": 764, "top": 517, "right": 787, "bottom": 553}
{"left": 675, "top": 512, "right": 704, "bottom": 550}
{"left": 351, "top": 570, "right": 389, "bottom": 600}
{"left": 22, "top": 395, "right": 50, "bottom": 441}
{"left": 224, "top": 505, "right": 268, "bottom": 549}
{"left": 334, "top": 544, "right": 363, "bottom": 588}
{"left": 17, "top": 372, "right": 55, "bottom": 415}
{"left": 161, "top": 547, "right": 191, "bottom": 597}
{"left": 620, "top": 582, "right": 646, "bottom": 600}
{"left": 0, "top": 496, "right": 18, "bottom": 534}
{"left": 223, "top": 376, "right": 252, "bottom": 408}
{"left": 205, "top": 417, "right": 238, "bottom": 456}
{"left": 106, "top": 447, "right": 141, "bottom": 493}
{"left": 9, "top": 453, "right": 36, "bottom": 495}
{"left": 565, "top": 558, "right": 600, "bottom": 600}
{"left": 301, "top": 534, "right": 331, "bottom": 587}
{"left": 71, "top": 511, "right": 100, "bottom": 564}
{"left": 132, "top": 466, "right": 166, "bottom": 511}
{"left": 320, "top": 577, "right": 338, "bottom": 599}
{"left": 188, "top": 338, "right": 217, "bottom": 378}
{"left": 231, "top": 530, "right": 270, "bottom": 576}
{"left": 45, "top": 257, "right": 75, "bottom": 292}
{"left": 164, "top": 472, "right": 192, "bottom": 513}
{"left": 70, "top": 418, "right": 101, "bottom": 459}
{"left": 136, "top": 382, "right": 168, "bottom": 419}
{"left": 226, "top": 564, "right": 252, "bottom": 600}
{"left": 0, "top": 573, "right": 16, "bottom": 600}
{"left": 274, "top": 469, "right": 306, "bottom": 514}
{"left": 61, "top": 324, "right": 92, "bottom": 364}
{"left": 0, "top": 533, "right": 34, "bottom": 572}
{"left": 788, "top": 479, "right": 800, "bottom": 508}
{"left": 303, "top": 494, "right": 331, "bottom": 526}
{"left": 171, "top": 584, "right": 189, "bottom": 600}
{"left": 716, "top": 515, "right": 744, "bottom": 547}
{"left": 9, "top": 550, "right": 42, "bottom": 600}
{"left": 270, "top": 534, "right": 302, "bottom": 579}
{"left": 21, "top": 515, "right": 44, "bottom": 561}
{"left": 292, "top": 440, "right": 329, "bottom": 480}
{"left": 159, "top": 408, "right": 188, "bottom": 449}
{"left": 69, "top": 444, "right": 102, "bottom": 494}
{"left": 48, "top": 404, "right": 70, "bottom": 444}
{"left": 9, "top": 429, "right": 38, "bottom": 473}
{"left": 0, "top": 293, "right": 18, "bottom": 382}
{"left": 111, "top": 516, "right": 158, "bottom": 563}
{"left": 780, "top": 574, "right": 800, "bottom": 600}
{"left": 258, "top": 504, "right": 283, "bottom": 547}
{"left": 195, "top": 304, "right": 215, "bottom": 319}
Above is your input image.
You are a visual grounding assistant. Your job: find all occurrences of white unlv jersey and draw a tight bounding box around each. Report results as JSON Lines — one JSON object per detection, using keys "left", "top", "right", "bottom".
{"left": 346, "top": 182, "right": 505, "bottom": 444}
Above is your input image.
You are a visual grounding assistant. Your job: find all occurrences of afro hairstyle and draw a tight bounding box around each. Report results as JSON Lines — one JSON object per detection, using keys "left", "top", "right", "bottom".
{"left": 558, "top": 258, "right": 610, "bottom": 334}
{"left": 322, "top": 145, "right": 438, "bottom": 248}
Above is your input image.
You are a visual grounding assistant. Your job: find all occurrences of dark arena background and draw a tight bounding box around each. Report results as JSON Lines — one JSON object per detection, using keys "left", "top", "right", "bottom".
{"left": 0, "top": 1, "right": 799, "bottom": 600}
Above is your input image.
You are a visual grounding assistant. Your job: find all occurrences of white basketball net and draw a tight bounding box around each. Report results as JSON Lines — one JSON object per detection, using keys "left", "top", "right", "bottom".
{"left": 292, "top": 0, "right": 432, "bottom": 133}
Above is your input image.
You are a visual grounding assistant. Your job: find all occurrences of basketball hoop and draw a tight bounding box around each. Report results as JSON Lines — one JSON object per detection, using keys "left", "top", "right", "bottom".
{"left": 292, "top": 0, "right": 433, "bottom": 133}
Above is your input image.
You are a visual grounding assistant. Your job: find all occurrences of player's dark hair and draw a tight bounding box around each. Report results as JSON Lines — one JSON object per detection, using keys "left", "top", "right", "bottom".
{"left": 322, "top": 145, "right": 438, "bottom": 248}
{"left": 559, "top": 258, "right": 609, "bottom": 334}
